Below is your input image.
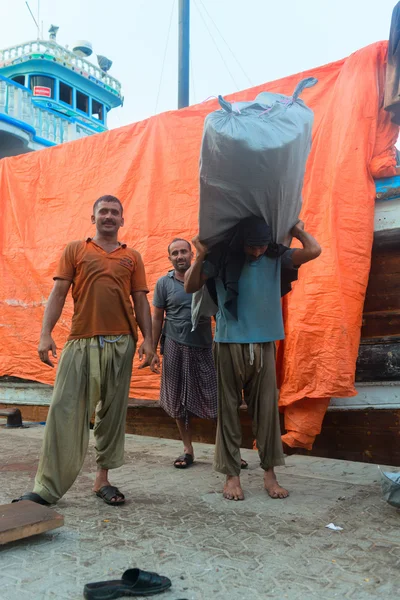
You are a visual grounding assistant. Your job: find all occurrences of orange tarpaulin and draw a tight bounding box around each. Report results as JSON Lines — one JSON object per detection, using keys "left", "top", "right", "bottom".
{"left": 0, "top": 41, "right": 397, "bottom": 449}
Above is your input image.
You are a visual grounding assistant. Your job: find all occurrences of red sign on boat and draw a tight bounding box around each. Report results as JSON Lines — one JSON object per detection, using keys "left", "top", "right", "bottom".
{"left": 33, "top": 86, "right": 51, "bottom": 97}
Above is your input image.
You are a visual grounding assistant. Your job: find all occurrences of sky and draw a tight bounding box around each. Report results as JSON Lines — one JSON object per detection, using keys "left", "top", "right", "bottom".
{"left": 0, "top": 0, "right": 397, "bottom": 130}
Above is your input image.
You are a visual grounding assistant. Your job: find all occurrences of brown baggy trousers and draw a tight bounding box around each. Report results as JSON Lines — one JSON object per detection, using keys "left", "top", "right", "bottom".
{"left": 213, "top": 342, "right": 285, "bottom": 477}
{"left": 33, "top": 335, "right": 135, "bottom": 503}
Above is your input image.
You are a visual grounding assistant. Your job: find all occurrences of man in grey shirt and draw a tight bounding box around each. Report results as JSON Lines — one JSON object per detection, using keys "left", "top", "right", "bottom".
{"left": 152, "top": 238, "right": 217, "bottom": 468}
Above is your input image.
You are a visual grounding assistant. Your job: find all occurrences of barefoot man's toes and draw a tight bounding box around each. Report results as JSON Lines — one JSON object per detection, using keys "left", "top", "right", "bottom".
{"left": 264, "top": 469, "right": 289, "bottom": 499}
{"left": 223, "top": 475, "right": 244, "bottom": 501}
{"left": 266, "top": 484, "right": 289, "bottom": 499}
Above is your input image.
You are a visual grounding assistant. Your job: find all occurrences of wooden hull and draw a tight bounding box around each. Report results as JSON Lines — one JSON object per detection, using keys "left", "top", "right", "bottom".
{"left": 357, "top": 227, "right": 400, "bottom": 383}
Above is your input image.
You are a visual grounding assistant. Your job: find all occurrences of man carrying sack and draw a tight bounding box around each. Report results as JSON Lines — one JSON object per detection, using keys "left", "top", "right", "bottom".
{"left": 185, "top": 217, "right": 321, "bottom": 501}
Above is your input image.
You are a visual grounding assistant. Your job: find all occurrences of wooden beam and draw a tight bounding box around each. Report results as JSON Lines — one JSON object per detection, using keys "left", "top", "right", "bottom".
{"left": 2, "top": 401, "right": 400, "bottom": 466}
{"left": 0, "top": 403, "right": 49, "bottom": 422}
{"left": 356, "top": 341, "right": 400, "bottom": 381}
{"left": 373, "top": 227, "right": 400, "bottom": 247}
{"left": 0, "top": 500, "right": 64, "bottom": 545}
{"left": 362, "top": 311, "right": 400, "bottom": 339}
{"left": 311, "top": 408, "right": 400, "bottom": 466}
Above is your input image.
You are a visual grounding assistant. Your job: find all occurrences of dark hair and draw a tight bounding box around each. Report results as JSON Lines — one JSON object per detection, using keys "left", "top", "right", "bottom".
{"left": 242, "top": 216, "right": 271, "bottom": 246}
{"left": 168, "top": 238, "right": 191, "bottom": 254}
{"left": 93, "top": 195, "right": 123, "bottom": 215}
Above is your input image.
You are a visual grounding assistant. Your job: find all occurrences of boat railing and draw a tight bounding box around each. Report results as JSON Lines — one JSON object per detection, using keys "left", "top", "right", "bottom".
{"left": 0, "top": 75, "right": 93, "bottom": 145}
{"left": 0, "top": 40, "right": 122, "bottom": 95}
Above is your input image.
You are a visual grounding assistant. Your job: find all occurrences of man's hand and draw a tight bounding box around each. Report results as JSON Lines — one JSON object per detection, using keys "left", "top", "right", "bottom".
{"left": 192, "top": 235, "right": 208, "bottom": 259}
{"left": 150, "top": 353, "right": 161, "bottom": 374}
{"left": 290, "top": 220, "right": 305, "bottom": 239}
{"left": 138, "top": 339, "right": 157, "bottom": 372}
{"left": 185, "top": 236, "right": 210, "bottom": 293}
{"left": 38, "top": 333, "right": 57, "bottom": 368}
{"left": 289, "top": 220, "right": 321, "bottom": 266}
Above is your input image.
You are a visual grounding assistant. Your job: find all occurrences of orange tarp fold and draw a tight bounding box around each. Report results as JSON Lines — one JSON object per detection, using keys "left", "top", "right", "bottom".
{"left": 0, "top": 42, "right": 398, "bottom": 447}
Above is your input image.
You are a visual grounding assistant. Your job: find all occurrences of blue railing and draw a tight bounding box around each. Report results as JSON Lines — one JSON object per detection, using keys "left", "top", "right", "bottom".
{"left": 0, "top": 74, "right": 100, "bottom": 148}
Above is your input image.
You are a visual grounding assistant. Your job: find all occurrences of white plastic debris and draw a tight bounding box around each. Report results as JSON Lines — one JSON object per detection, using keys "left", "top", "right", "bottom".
{"left": 325, "top": 523, "right": 343, "bottom": 531}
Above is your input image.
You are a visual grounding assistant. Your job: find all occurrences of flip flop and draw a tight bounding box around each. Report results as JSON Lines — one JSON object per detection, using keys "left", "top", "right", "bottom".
{"left": 95, "top": 485, "right": 125, "bottom": 506}
{"left": 174, "top": 454, "right": 194, "bottom": 469}
{"left": 240, "top": 459, "right": 248, "bottom": 470}
{"left": 83, "top": 568, "right": 172, "bottom": 599}
{"left": 12, "top": 492, "right": 50, "bottom": 506}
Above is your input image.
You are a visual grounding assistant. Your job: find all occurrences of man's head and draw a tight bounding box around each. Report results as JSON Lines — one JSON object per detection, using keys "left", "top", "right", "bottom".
{"left": 242, "top": 216, "right": 272, "bottom": 260}
{"left": 91, "top": 195, "right": 124, "bottom": 236}
{"left": 168, "top": 238, "right": 193, "bottom": 273}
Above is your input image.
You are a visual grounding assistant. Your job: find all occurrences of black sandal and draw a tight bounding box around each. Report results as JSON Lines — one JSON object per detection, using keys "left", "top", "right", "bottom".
{"left": 241, "top": 459, "right": 248, "bottom": 470}
{"left": 12, "top": 492, "right": 51, "bottom": 506}
{"left": 174, "top": 454, "right": 194, "bottom": 469}
{"left": 95, "top": 485, "right": 125, "bottom": 506}
{"left": 84, "top": 568, "right": 171, "bottom": 599}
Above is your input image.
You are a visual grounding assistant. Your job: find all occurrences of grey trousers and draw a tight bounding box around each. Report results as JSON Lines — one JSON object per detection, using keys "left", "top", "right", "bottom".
{"left": 213, "top": 342, "right": 285, "bottom": 477}
{"left": 33, "top": 335, "right": 135, "bottom": 503}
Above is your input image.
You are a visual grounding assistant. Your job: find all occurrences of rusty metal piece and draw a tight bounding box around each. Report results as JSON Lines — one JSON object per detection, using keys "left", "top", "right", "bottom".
{"left": 0, "top": 408, "right": 23, "bottom": 428}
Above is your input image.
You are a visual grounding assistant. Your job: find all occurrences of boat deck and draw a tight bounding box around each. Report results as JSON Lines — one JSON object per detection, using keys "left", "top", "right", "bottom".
{"left": 1, "top": 424, "right": 399, "bottom": 600}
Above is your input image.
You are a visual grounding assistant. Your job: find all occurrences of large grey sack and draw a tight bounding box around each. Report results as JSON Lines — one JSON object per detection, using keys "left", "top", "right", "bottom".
{"left": 199, "top": 77, "right": 317, "bottom": 248}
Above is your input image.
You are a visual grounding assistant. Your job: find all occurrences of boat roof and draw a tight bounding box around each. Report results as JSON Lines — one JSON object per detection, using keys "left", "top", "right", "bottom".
{"left": 0, "top": 39, "right": 122, "bottom": 108}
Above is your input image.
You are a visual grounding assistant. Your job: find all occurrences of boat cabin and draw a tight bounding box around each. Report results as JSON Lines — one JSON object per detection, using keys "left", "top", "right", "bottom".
{"left": 0, "top": 30, "right": 122, "bottom": 158}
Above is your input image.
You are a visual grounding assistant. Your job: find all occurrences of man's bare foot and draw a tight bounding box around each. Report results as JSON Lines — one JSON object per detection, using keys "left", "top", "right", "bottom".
{"left": 93, "top": 468, "right": 124, "bottom": 503}
{"left": 264, "top": 469, "right": 289, "bottom": 499}
{"left": 223, "top": 475, "right": 244, "bottom": 501}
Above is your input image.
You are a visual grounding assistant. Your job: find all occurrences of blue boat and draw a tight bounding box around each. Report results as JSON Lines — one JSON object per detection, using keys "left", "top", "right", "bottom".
{"left": 0, "top": 26, "right": 123, "bottom": 158}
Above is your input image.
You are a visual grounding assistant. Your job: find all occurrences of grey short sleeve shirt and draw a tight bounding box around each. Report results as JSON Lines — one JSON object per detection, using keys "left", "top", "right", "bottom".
{"left": 153, "top": 271, "right": 212, "bottom": 348}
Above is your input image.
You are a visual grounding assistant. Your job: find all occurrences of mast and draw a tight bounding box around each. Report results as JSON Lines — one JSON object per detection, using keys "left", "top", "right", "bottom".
{"left": 178, "top": 0, "right": 190, "bottom": 109}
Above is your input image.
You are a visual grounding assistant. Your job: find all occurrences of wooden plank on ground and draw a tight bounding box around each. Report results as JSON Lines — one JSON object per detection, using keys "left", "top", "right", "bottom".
{"left": 0, "top": 500, "right": 64, "bottom": 545}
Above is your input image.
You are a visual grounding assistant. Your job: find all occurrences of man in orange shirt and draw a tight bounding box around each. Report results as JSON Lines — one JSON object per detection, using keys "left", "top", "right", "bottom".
{"left": 13, "top": 195, "right": 156, "bottom": 506}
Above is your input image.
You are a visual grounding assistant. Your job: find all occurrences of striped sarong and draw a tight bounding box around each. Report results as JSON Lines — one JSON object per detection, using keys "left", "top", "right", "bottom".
{"left": 160, "top": 336, "right": 217, "bottom": 424}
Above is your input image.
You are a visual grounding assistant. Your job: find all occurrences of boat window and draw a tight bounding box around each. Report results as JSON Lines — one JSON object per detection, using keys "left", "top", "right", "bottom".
{"left": 12, "top": 75, "right": 25, "bottom": 86}
{"left": 59, "top": 81, "right": 73, "bottom": 106}
{"left": 30, "top": 75, "right": 54, "bottom": 98}
{"left": 76, "top": 91, "right": 89, "bottom": 114}
{"left": 91, "top": 99, "right": 104, "bottom": 122}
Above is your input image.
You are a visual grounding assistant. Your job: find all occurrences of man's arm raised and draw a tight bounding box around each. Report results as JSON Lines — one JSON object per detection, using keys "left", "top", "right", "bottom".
{"left": 38, "top": 279, "right": 71, "bottom": 367}
{"left": 184, "top": 236, "right": 209, "bottom": 293}
{"left": 290, "top": 221, "right": 322, "bottom": 266}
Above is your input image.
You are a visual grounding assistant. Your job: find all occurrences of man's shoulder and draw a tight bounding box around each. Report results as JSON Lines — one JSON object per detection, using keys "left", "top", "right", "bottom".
{"left": 155, "top": 272, "right": 174, "bottom": 287}
{"left": 63, "top": 240, "right": 87, "bottom": 256}
{"left": 123, "top": 246, "right": 143, "bottom": 260}
{"left": 153, "top": 273, "right": 174, "bottom": 307}
{"left": 66, "top": 239, "right": 86, "bottom": 250}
